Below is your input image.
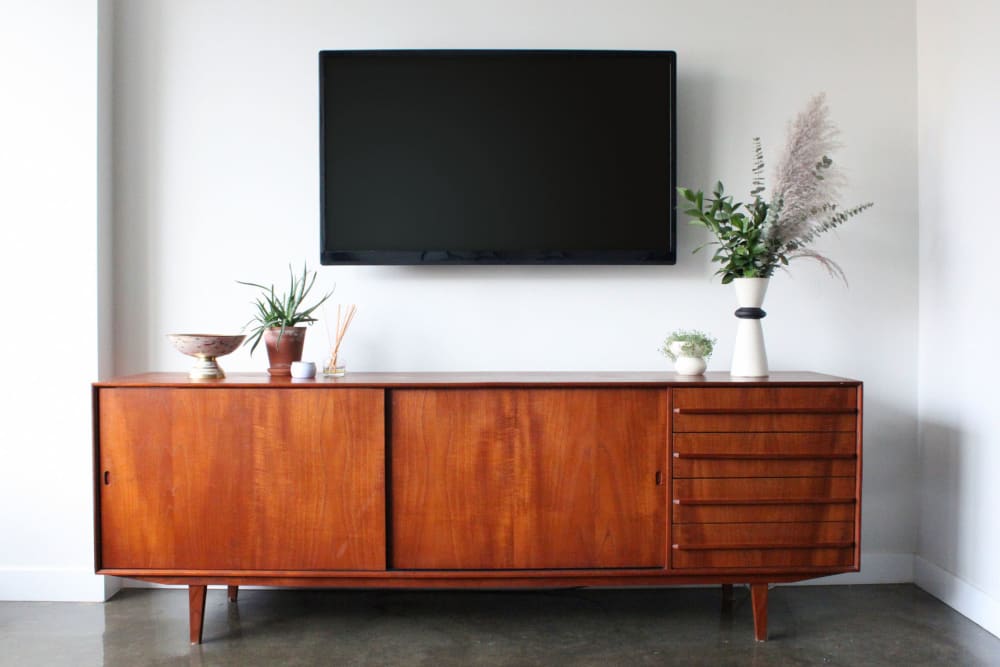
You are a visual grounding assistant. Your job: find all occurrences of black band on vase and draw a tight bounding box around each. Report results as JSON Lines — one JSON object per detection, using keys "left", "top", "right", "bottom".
{"left": 735, "top": 307, "right": 766, "bottom": 319}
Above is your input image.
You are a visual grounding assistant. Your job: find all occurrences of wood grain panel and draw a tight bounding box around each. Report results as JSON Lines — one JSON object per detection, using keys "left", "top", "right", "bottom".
{"left": 673, "top": 432, "right": 858, "bottom": 457}
{"left": 120, "top": 571, "right": 835, "bottom": 588}
{"left": 673, "top": 413, "right": 856, "bottom": 433}
{"left": 672, "top": 502, "right": 856, "bottom": 524}
{"left": 673, "top": 387, "right": 857, "bottom": 411}
{"left": 391, "top": 388, "right": 667, "bottom": 569}
{"left": 673, "top": 457, "right": 856, "bottom": 478}
{"left": 673, "top": 547, "right": 855, "bottom": 569}
{"left": 96, "top": 371, "right": 860, "bottom": 389}
{"left": 99, "top": 389, "right": 176, "bottom": 567}
{"left": 673, "top": 522, "right": 854, "bottom": 548}
{"left": 99, "top": 388, "right": 385, "bottom": 570}
{"left": 673, "top": 477, "right": 856, "bottom": 503}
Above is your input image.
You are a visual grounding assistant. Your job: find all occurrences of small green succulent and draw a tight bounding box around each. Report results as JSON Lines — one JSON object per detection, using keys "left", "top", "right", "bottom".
{"left": 660, "top": 329, "right": 716, "bottom": 361}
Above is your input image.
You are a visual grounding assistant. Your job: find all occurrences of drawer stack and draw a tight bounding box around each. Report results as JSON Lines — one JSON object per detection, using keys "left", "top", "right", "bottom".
{"left": 671, "top": 387, "right": 860, "bottom": 571}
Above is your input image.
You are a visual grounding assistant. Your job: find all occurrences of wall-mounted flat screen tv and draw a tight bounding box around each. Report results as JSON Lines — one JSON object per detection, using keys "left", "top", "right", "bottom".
{"left": 319, "top": 49, "right": 676, "bottom": 265}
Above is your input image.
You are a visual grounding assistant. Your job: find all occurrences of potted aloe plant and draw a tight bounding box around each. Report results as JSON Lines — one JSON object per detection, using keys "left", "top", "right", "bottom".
{"left": 239, "top": 264, "right": 332, "bottom": 376}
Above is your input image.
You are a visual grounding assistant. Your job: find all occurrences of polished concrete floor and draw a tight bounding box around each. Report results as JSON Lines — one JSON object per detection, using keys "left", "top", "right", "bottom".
{"left": 1, "top": 584, "right": 998, "bottom": 666}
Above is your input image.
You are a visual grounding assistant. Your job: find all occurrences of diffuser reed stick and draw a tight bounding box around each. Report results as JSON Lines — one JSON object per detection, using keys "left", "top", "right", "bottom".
{"left": 324, "top": 304, "right": 357, "bottom": 376}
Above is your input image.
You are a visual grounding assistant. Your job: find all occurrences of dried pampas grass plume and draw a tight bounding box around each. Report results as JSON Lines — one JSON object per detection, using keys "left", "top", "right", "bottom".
{"left": 766, "top": 94, "right": 873, "bottom": 283}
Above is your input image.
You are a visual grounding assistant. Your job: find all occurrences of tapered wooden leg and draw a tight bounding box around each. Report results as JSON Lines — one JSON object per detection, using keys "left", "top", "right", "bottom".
{"left": 227, "top": 585, "right": 239, "bottom": 602}
{"left": 721, "top": 583, "right": 734, "bottom": 611}
{"left": 750, "top": 583, "right": 768, "bottom": 641}
{"left": 189, "top": 585, "right": 207, "bottom": 645}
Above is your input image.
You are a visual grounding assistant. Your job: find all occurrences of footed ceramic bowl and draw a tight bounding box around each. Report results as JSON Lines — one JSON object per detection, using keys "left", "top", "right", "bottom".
{"left": 168, "top": 334, "right": 246, "bottom": 379}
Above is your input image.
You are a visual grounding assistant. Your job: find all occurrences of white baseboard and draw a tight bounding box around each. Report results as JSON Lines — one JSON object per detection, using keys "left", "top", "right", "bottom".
{"left": 783, "top": 552, "right": 915, "bottom": 586}
{"left": 0, "top": 568, "right": 113, "bottom": 602}
{"left": 915, "top": 556, "right": 1000, "bottom": 639}
{"left": 14, "top": 555, "right": 992, "bottom": 642}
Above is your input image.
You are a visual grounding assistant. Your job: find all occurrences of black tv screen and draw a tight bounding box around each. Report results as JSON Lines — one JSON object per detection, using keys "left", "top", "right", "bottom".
{"left": 319, "top": 49, "right": 676, "bottom": 265}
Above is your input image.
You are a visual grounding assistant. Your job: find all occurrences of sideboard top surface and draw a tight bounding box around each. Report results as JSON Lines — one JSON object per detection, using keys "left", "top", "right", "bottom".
{"left": 94, "top": 371, "right": 860, "bottom": 388}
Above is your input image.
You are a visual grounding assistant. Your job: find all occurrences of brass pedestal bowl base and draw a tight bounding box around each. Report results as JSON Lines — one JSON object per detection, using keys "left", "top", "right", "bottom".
{"left": 168, "top": 334, "right": 246, "bottom": 380}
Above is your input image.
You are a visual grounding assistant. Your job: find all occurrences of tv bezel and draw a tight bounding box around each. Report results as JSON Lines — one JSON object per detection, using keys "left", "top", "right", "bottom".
{"left": 319, "top": 49, "right": 677, "bottom": 266}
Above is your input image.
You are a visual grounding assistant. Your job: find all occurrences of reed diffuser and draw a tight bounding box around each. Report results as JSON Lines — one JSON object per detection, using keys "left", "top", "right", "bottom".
{"left": 323, "top": 304, "right": 357, "bottom": 377}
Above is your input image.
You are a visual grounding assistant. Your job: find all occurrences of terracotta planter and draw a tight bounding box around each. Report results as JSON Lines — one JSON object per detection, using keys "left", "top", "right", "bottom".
{"left": 263, "top": 327, "right": 307, "bottom": 376}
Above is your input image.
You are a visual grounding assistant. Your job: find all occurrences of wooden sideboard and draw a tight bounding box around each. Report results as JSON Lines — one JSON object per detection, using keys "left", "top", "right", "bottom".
{"left": 92, "top": 372, "right": 862, "bottom": 643}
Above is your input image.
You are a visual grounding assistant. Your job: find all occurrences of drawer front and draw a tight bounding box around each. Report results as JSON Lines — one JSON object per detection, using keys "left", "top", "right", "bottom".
{"left": 674, "top": 432, "right": 857, "bottom": 458}
{"left": 672, "top": 547, "right": 855, "bottom": 569}
{"left": 674, "top": 432, "right": 858, "bottom": 478}
{"left": 673, "top": 502, "right": 856, "bottom": 524}
{"left": 673, "top": 522, "right": 854, "bottom": 548}
{"left": 674, "top": 412, "right": 855, "bottom": 433}
{"left": 673, "top": 388, "right": 858, "bottom": 433}
{"left": 673, "top": 387, "right": 857, "bottom": 411}
{"left": 674, "top": 458, "right": 855, "bottom": 478}
{"left": 674, "top": 477, "right": 857, "bottom": 503}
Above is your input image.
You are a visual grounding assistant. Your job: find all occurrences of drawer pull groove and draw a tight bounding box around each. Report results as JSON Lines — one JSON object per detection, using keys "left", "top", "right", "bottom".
{"left": 673, "top": 452, "right": 856, "bottom": 460}
{"left": 673, "top": 408, "right": 857, "bottom": 415}
{"left": 672, "top": 541, "right": 855, "bottom": 551}
{"left": 674, "top": 497, "right": 857, "bottom": 506}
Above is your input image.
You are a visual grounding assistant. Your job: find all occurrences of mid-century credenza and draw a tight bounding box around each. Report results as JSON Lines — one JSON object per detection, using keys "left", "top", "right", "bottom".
{"left": 92, "top": 371, "right": 862, "bottom": 643}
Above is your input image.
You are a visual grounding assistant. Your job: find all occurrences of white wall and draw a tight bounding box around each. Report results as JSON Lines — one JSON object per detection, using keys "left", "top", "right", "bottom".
{"left": 0, "top": 1, "right": 112, "bottom": 601}
{"left": 0, "top": 0, "right": 918, "bottom": 603}
{"left": 113, "top": 0, "right": 919, "bottom": 584}
{"left": 11, "top": 1, "right": 1000, "bottom": 639}
{"left": 916, "top": 0, "right": 1000, "bottom": 637}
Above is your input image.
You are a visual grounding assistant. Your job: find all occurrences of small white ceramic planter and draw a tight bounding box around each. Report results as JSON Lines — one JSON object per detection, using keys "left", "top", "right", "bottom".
{"left": 290, "top": 361, "right": 317, "bottom": 379}
{"left": 669, "top": 341, "right": 708, "bottom": 376}
{"left": 674, "top": 355, "right": 707, "bottom": 376}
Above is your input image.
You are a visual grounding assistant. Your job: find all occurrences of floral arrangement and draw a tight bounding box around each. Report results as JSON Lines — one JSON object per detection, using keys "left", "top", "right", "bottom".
{"left": 678, "top": 94, "right": 873, "bottom": 284}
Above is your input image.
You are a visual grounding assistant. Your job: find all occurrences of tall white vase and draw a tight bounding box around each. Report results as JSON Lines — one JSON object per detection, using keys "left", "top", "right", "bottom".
{"left": 731, "top": 277, "right": 769, "bottom": 377}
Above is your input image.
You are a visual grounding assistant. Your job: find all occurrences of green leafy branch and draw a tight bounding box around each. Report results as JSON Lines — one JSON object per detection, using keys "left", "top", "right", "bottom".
{"left": 678, "top": 181, "right": 784, "bottom": 284}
